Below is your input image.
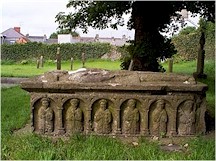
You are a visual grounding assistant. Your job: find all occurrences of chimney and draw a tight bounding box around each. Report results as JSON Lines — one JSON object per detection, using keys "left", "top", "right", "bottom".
{"left": 43, "top": 34, "right": 47, "bottom": 42}
{"left": 95, "top": 34, "right": 99, "bottom": 42}
{"left": 122, "top": 34, "right": 126, "bottom": 40}
{"left": 14, "top": 27, "right": 21, "bottom": 33}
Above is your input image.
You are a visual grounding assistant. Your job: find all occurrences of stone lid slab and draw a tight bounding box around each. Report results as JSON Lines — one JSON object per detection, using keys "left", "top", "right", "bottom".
{"left": 20, "top": 69, "right": 208, "bottom": 93}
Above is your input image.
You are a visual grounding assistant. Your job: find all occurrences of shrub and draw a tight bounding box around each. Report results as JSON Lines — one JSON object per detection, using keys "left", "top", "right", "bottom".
{"left": 172, "top": 21, "right": 215, "bottom": 62}
{"left": 172, "top": 33, "right": 199, "bottom": 62}
{"left": 1, "top": 60, "right": 16, "bottom": 65}
{"left": 1, "top": 42, "right": 112, "bottom": 62}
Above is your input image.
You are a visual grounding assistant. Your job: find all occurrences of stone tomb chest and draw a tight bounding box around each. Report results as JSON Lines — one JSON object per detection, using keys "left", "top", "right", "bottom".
{"left": 21, "top": 69, "right": 208, "bottom": 137}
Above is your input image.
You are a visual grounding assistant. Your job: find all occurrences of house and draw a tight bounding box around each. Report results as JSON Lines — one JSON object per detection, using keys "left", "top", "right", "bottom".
{"left": 45, "top": 38, "right": 58, "bottom": 44}
{"left": 1, "top": 27, "right": 58, "bottom": 44}
{"left": 26, "top": 34, "right": 47, "bottom": 43}
{"left": 1, "top": 27, "right": 130, "bottom": 46}
{"left": 58, "top": 34, "right": 130, "bottom": 46}
{"left": 16, "top": 37, "right": 29, "bottom": 44}
{"left": 96, "top": 35, "right": 130, "bottom": 46}
{"left": 1, "top": 27, "right": 30, "bottom": 44}
{"left": 58, "top": 34, "right": 74, "bottom": 44}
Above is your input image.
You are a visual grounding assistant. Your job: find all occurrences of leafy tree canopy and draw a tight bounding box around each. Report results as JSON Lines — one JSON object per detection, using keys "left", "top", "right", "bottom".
{"left": 56, "top": 1, "right": 214, "bottom": 33}
{"left": 178, "top": 26, "right": 197, "bottom": 35}
{"left": 49, "top": 29, "right": 79, "bottom": 39}
{"left": 55, "top": 1, "right": 215, "bottom": 71}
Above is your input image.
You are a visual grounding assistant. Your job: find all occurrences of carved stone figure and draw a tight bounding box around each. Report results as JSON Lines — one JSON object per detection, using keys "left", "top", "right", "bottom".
{"left": 178, "top": 100, "right": 196, "bottom": 135}
{"left": 66, "top": 98, "right": 83, "bottom": 133}
{"left": 38, "top": 98, "right": 54, "bottom": 134}
{"left": 151, "top": 99, "right": 168, "bottom": 136}
{"left": 94, "top": 99, "right": 112, "bottom": 134}
{"left": 38, "top": 98, "right": 47, "bottom": 134}
{"left": 45, "top": 105, "right": 54, "bottom": 133}
{"left": 122, "top": 99, "right": 140, "bottom": 134}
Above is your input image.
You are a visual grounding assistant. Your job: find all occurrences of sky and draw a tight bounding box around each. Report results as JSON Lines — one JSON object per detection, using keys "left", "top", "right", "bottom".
{"left": 1, "top": 0, "right": 134, "bottom": 38}
{"left": 1, "top": 0, "right": 199, "bottom": 39}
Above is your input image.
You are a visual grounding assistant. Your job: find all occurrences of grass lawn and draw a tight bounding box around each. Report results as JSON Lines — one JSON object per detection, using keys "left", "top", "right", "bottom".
{"left": 1, "top": 59, "right": 215, "bottom": 160}
{"left": 1, "top": 59, "right": 121, "bottom": 77}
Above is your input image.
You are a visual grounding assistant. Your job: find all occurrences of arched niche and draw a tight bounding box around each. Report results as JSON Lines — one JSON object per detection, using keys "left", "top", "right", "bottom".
{"left": 120, "top": 98, "right": 141, "bottom": 135}
{"left": 177, "top": 99, "right": 196, "bottom": 136}
{"left": 149, "top": 99, "right": 172, "bottom": 136}
{"left": 91, "top": 98, "right": 115, "bottom": 134}
{"left": 32, "top": 97, "right": 58, "bottom": 134}
{"left": 62, "top": 98, "right": 85, "bottom": 134}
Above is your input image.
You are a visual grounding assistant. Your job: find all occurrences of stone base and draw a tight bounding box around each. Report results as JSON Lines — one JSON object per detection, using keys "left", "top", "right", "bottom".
{"left": 21, "top": 69, "right": 208, "bottom": 137}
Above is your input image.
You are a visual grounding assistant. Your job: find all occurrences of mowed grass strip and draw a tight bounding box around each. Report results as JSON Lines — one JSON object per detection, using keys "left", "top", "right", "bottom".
{"left": 1, "top": 59, "right": 121, "bottom": 77}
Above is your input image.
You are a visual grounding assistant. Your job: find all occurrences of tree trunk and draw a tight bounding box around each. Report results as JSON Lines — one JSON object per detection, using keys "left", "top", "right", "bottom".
{"left": 129, "top": 2, "right": 159, "bottom": 72}
{"left": 130, "top": 2, "right": 171, "bottom": 72}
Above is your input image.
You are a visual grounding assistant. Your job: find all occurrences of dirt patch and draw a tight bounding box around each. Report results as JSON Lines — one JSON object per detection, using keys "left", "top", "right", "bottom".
{"left": 160, "top": 144, "right": 184, "bottom": 152}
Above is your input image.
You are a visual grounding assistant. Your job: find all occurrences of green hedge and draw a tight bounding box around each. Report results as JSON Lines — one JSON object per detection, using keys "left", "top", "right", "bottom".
{"left": 171, "top": 22, "right": 215, "bottom": 62}
{"left": 1, "top": 42, "right": 112, "bottom": 61}
{"left": 172, "top": 32, "right": 215, "bottom": 62}
{"left": 171, "top": 33, "right": 199, "bottom": 62}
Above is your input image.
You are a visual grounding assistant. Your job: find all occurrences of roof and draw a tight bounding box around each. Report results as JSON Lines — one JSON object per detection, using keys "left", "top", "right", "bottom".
{"left": 80, "top": 37, "right": 95, "bottom": 42}
{"left": 45, "top": 38, "right": 58, "bottom": 44}
{"left": 27, "top": 36, "right": 46, "bottom": 42}
{"left": 28, "top": 36, "right": 44, "bottom": 39}
{"left": 78, "top": 36, "right": 129, "bottom": 46}
{"left": 1, "top": 28, "right": 25, "bottom": 38}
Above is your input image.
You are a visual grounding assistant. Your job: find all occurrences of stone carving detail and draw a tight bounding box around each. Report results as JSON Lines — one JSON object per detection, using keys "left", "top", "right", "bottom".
{"left": 93, "top": 99, "right": 112, "bottom": 134}
{"left": 122, "top": 99, "right": 140, "bottom": 134}
{"left": 38, "top": 97, "right": 54, "bottom": 134}
{"left": 150, "top": 99, "right": 168, "bottom": 136}
{"left": 21, "top": 69, "right": 207, "bottom": 137}
{"left": 177, "top": 100, "right": 196, "bottom": 135}
{"left": 65, "top": 98, "right": 84, "bottom": 134}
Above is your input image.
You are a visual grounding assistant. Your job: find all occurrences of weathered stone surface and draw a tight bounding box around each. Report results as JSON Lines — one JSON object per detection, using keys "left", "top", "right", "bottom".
{"left": 21, "top": 68, "right": 208, "bottom": 137}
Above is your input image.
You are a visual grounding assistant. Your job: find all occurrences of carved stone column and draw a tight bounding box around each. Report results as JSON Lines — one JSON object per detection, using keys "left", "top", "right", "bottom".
{"left": 31, "top": 95, "right": 38, "bottom": 132}
{"left": 169, "top": 108, "right": 177, "bottom": 136}
{"left": 86, "top": 108, "right": 92, "bottom": 134}
{"left": 115, "top": 108, "right": 121, "bottom": 134}
{"left": 141, "top": 109, "right": 149, "bottom": 136}
{"left": 57, "top": 107, "right": 65, "bottom": 135}
{"left": 31, "top": 106, "right": 35, "bottom": 132}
